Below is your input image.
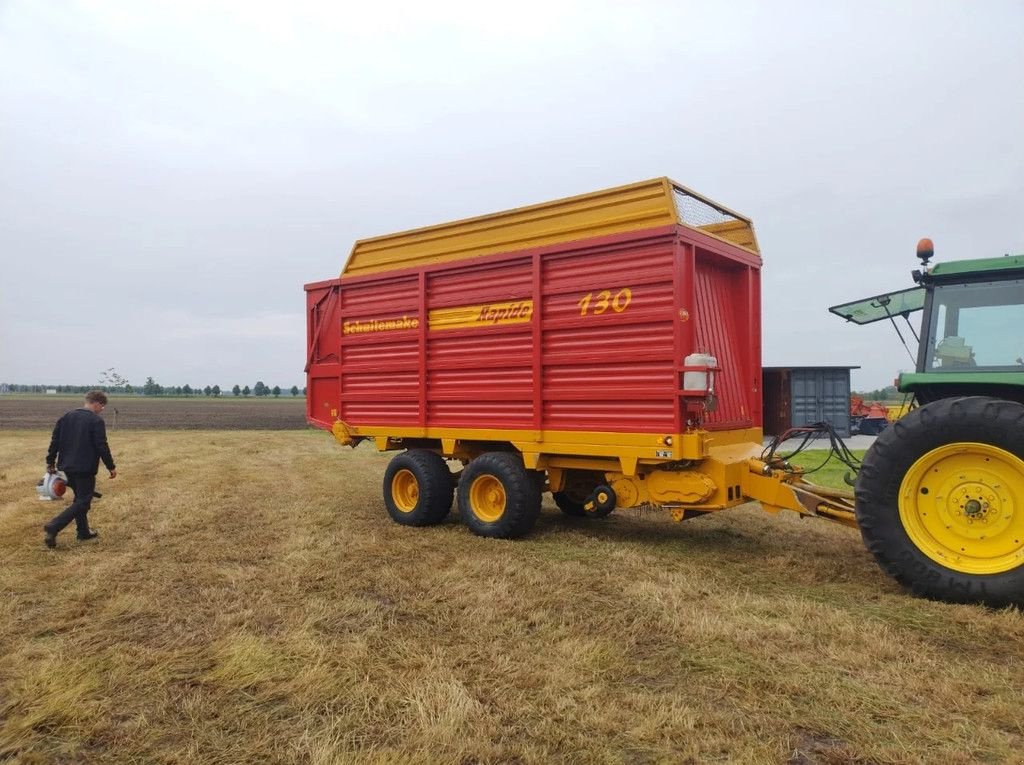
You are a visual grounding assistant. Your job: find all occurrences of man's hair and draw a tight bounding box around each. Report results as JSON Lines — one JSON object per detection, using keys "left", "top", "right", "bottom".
{"left": 85, "top": 390, "right": 108, "bottom": 406}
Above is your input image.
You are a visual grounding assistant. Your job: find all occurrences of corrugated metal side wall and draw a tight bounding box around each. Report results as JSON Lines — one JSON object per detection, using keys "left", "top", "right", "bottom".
{"left": 761, "top": 369, "right": 790, "bottom": 437}
{"left": 693, "top": 249, "right": 758, "bottom": 431}
{"left": 540, "top": 233, "right": 678, "bottom": 432}
{"left": 338, "top": 275, "right": 420, "bottom": 426}
{"left": 426, "top": 256, "right": 535, "bottom": 428}
{"left": 310, "top": 225, "right": 763, "bottom": 438}
{"left": 305, "top": 283, "right": 342, "bottom": 428}
{"left": 790, "top": 369, "right": 851, "bottom": 437}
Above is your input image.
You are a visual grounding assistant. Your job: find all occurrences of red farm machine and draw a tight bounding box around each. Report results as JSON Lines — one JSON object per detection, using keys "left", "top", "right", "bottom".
{"left": 849, "top": 395, "right": 892, "bottom": 435}
{"left": 305, "top": 179, "right": 1024, "bottom": 606}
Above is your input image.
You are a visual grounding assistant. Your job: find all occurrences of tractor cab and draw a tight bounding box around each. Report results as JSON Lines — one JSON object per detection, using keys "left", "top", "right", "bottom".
{"left": 830, "top": 241, "right": 1024, "bottom": 405}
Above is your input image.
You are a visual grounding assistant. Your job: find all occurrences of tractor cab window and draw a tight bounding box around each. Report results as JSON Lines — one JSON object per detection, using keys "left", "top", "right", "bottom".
{"left": 925, "top": 279, "right": 1024, "bottom": 370}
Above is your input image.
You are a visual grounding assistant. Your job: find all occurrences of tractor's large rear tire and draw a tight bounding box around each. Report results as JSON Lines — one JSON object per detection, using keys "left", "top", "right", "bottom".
{"left": 458, "top": 452, "right": 542, "bottom": 538}
{"left": 855, "top": 396, "right": 1024, "bottom": 606}
{"left": 383, "top": 450, "right": 454, "bottom": 526}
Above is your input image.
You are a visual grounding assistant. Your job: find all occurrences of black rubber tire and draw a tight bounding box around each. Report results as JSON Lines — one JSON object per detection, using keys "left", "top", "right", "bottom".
{"left": 458, "top": 452, "right": 542, "bottom": 538}
{"left": 855, "top": 396, "right": 1024, "bottom": 607}
{"left": 382, "top": 450, "right": 454, "bottom": 527}
{"left": 553, "top": 490, "right": 588, "bottom": 517}
{"left": 552, "top": 470, "right": 604, "bottom": 517}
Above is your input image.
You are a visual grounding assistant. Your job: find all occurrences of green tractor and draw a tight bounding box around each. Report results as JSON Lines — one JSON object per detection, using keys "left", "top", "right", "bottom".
{"left": 831, "top": 240, "right": 1024, "bottom": 606}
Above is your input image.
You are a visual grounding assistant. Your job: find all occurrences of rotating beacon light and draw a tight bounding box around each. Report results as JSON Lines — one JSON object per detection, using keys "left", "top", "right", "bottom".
{"left": 916, "top": 237, "right": 934, "bottom": 267}
{"left": 912, "top": 237, "right": 935, "bottom": 283}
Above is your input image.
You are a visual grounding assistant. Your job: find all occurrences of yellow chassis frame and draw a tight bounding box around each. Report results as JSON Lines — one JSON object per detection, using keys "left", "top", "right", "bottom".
{"left": 332, "top": 422, "right": 858, "bottom": 529}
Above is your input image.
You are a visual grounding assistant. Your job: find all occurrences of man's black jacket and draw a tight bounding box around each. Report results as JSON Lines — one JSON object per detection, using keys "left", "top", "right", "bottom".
{"left": 46, "top": 408, "right": 116, "bottom": 474}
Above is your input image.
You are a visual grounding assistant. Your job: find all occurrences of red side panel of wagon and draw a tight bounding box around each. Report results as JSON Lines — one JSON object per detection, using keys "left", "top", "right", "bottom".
{"left": 306, "top": 215, "right": 761, "bottom": 444}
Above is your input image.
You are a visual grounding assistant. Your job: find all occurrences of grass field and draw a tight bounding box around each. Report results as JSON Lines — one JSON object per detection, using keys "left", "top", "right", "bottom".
{"left": 1, "top": 427, "right": 1023, "bottom": 764}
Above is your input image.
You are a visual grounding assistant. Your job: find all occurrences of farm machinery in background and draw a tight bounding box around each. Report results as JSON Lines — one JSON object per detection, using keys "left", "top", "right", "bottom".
{"left": 848, "top": 395, "right": 893, "bottom": 435}
{"left": 848, "top": 396, "right": 911, "bottom": 435}
{"left": 306, "top": 179, "right": 1024, "bottom": 607}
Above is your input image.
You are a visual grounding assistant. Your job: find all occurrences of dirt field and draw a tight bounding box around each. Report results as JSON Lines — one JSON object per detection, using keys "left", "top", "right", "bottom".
{"left": 0, "top": 395, "right": 307, "bottom": 430}
{"left": 1, "top": 429, "right": 1022, "bottom": 764}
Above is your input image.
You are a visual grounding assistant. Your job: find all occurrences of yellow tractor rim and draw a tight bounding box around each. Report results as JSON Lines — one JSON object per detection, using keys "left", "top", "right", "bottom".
{"left": 391, "top": 469, "right": 420, "bottom": 513}
{"left": 899, "top": 442, "right": 1024, "bottom": 575}
{"left": 469, "top": 474, "right": 506, "bottom": 523}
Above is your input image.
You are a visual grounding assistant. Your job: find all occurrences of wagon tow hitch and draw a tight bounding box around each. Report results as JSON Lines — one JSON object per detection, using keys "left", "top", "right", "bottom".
{"left": 745, "top": 459, "right": 859, "bottom": 529}
{"left": 742, "top": 421, "right": 863, "bottom": 528}
{"left": 787, "top": 481, "right": 858, "bottom": 527}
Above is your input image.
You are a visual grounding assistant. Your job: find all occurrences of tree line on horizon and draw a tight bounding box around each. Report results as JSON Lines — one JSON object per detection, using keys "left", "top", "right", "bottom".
{"left": 852, "top": 385, "right": 900, "bottom": 401}
{"left": 1, "top": 378, "right": 306, "bottom": 398}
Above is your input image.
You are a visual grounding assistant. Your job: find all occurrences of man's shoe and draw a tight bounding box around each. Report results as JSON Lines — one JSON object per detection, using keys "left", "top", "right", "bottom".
{"left": 77, "top": 530, "right": 99, "bottom": 541}
{"left": 43, "top": 527, "right": 57, "bottom": 549}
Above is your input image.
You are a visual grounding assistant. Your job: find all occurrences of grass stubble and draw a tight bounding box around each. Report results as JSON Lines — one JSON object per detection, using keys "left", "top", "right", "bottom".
{"left": 0, "top": 430, "right": 1022, "bottom": 764}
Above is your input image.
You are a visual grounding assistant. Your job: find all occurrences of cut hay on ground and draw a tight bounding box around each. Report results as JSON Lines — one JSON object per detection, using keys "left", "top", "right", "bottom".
{"left": 1, "top": 430, "right": 1022, "bottom": 763}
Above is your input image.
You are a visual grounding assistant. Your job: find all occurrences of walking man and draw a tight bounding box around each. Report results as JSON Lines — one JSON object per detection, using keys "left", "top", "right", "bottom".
{"left": 43, "top": 390, "right": 117, "bottom": 548}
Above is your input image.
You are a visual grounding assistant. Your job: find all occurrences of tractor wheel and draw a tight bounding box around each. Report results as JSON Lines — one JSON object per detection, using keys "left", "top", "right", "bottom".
{"left": 552, "top": 470, "right": 605, "bottom": 517}
{"left": 458, "top": 452, "right": 542, "bottom": 538}
{"left": 855, "top": 396, "right": 1024, "bottom": 606}
{"left": 383, "top": 450, "right": 454, "bottom": 527}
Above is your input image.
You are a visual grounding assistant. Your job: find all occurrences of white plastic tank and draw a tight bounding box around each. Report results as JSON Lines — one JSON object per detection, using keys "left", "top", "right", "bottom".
{"left": 683, "top": 353, "right": 717, "bottom": 393}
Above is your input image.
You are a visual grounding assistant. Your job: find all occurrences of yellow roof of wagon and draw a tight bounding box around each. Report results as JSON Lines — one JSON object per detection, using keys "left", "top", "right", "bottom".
{"left": 341, "top": 177, "right": 758, "bottom": 278}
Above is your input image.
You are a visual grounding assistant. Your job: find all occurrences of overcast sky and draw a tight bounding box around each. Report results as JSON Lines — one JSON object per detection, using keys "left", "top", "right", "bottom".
{"left": 1, "top": 0, "right": 1021, "bottom": 391}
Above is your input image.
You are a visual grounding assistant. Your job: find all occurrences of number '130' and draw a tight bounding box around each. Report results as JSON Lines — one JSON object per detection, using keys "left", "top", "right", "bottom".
{"left": 578, "top": 288, "right": 632, "bottom": 317}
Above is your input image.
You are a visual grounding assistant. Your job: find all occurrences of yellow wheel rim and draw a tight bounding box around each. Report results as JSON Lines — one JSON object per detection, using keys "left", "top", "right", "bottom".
{"left": 391, "top": 469, "right": 420, "bottom": 513}
{"left": 899, "top": 442, "right": 1024, "bottom": 575}
{"left": 469, "top": 474, "right": 506, "bottom": 523}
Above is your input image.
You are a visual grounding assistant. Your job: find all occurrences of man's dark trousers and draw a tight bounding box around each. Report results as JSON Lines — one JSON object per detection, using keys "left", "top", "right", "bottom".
{"left": 45, "top": 472, "right": 95, "bottom": 538}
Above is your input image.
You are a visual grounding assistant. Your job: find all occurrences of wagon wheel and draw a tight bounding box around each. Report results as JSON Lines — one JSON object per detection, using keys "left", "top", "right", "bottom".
{"left": 458, "top": 452, "right": 541, "bottom": 538}
{"left": 382, "top": 450, "right": 454, "bottom": 526}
